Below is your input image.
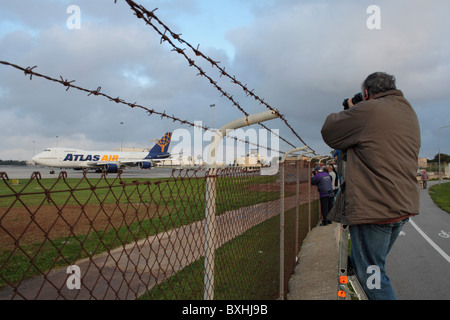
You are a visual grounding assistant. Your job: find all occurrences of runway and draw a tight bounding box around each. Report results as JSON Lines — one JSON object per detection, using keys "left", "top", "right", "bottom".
{"left": 0, "top": 165, "right": 206, "bottom": 180}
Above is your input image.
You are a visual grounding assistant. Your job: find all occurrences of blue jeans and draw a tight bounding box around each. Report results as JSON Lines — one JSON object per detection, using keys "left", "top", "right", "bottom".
{"left": 349, "top": 218, "right": 409, "bottom": 300}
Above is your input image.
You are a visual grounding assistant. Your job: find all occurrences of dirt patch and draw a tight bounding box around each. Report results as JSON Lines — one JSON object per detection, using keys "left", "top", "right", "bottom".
{"left": 245, "top": 181, "right": 319, "bottom": 204}
{"left": 0, "top": 182, "right": 320, "bottom": 250}
{"left": 0, "top": 203, "right": 159, "bottom": 250}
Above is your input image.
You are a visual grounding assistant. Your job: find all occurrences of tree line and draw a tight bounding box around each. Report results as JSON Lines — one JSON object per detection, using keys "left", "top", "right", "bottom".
{"left": 429, "top": 153, "right": 450, "bottom": 163}
{"left": 0, "top": 160, "right": 28, "bottom": 166}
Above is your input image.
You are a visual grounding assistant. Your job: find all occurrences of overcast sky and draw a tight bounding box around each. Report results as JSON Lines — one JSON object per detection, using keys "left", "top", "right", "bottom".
{"left": 0, "top": 0, "right": 449, "bottom": 162}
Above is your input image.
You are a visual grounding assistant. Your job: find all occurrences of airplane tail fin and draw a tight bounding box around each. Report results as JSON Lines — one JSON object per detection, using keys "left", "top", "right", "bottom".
{"left": 149, "top": 132, "right": 172, "bottom": 154}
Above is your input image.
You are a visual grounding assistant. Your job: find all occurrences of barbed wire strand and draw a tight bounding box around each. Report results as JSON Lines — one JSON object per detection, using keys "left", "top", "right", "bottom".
{"left": 119, "top": 0, "right": 316, "bottom": 155}
{"left": 0, "top": 60, "right": 283, "bottom": 155}
{"left": 119, "top": 0, "right": 294, "bottom": 150}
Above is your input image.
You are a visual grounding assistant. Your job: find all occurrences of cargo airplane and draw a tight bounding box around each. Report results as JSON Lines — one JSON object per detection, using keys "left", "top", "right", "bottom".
{"left": 32, "top": 132, "right": 172, "bottom": 173}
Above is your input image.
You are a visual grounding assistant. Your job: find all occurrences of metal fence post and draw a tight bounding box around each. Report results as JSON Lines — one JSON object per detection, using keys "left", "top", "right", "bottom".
{"left": 295, "top": 159, "right": 299, "bottom": 261}
{"left": 308, "top": 160, "right": 311, "bottom": 231}
{"left": 204, "top": 167, "right": 217, "bottom": 300}
{"left": 278, "top": 147, "right": 308, "bottom": 300}
{"left": 439, "top": 125, "right": 450, "bottom": 186}
{"left": 279, "top": 161, "right": 285, "bottom": 300}
{"left": 203, "top": 109, "right": 279, "bottom": 300}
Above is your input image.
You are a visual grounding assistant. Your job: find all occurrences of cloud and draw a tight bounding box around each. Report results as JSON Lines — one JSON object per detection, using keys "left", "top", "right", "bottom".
{"left": 0, "top": 3, "right": 222, "bottom": 158}
{"left": 226, "top": 0, "right": 450, "bottom": 156}
{"left": 0, "top": 0, "right": 449, "bottom": 161}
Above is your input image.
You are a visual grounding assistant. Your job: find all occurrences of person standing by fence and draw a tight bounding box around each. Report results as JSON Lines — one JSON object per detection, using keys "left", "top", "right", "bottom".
{"left": 311, "top": 166, "right": 333, "bottom": 226}
{"left": 327, "top": 163, "right": 339, "bottom": 206}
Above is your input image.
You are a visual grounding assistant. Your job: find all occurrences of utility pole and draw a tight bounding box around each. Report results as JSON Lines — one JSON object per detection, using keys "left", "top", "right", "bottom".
{"left": 438, "top": 125, "right": 450, "bottom": 185}
{"left": 210, "top": 104, "right": 215, "bottom": 130}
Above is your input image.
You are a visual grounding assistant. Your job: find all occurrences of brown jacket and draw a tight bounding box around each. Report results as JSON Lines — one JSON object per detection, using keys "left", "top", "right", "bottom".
{"left": 321, "top": 90, "right": 421, "bottom": 225}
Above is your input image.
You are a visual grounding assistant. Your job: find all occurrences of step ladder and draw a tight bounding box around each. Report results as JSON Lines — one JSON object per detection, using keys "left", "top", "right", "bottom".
{"left": 337, "top": 224, "right": 368, "bottom": 300}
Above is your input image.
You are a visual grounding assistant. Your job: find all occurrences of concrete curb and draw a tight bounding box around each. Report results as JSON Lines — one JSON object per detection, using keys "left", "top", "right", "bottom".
{"left": 287, "top": 223, "right": 340, "bottom": 300}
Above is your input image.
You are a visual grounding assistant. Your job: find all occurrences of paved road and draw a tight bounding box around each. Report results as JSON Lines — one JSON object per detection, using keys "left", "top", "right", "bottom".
{"left": 387, "top": 181, "right": 450, "bottom": 300}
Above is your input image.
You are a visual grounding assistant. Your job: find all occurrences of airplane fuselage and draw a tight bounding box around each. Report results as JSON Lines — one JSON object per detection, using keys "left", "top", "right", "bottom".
{"left": 33, "top": 148, "right": 170, "bottom": 170}
{"left": 32, "top": 132, "right": 172, "bottom": 172}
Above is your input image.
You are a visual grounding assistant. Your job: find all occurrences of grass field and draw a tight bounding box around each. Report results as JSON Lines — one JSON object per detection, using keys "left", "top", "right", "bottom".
{"left": 139, "top": 200, "right": 319, "bottom": 300}
{"left": 429, "top": 181, "right": 450, "bottom": 214}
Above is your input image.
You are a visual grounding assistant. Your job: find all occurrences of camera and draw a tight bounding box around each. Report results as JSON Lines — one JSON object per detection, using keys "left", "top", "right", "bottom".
{"left": 342, "top": 92, "right": 363, "bottom": 110}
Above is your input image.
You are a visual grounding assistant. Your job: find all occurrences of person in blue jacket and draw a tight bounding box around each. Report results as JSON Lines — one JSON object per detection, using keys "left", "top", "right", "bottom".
{"left": 311, "top": 166, "right": 334, "bottom": 226}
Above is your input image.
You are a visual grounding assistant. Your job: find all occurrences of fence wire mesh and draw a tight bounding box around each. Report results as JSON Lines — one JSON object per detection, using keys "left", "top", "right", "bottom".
{"left": 0, "top": 161, "right": 319, "bottom": 300}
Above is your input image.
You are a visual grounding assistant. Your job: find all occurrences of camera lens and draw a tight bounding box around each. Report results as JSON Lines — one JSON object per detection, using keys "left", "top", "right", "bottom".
{"left": 353, "top": 93, "right": 363, "bottom": 105}
{"left": 342, "top": 99, "right": 349, "bottom": 110}
{"left": 342, "top": 92, "right": 363, "bottom": 110}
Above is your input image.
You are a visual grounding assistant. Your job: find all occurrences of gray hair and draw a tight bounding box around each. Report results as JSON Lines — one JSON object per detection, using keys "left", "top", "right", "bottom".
{"left": 361, "top": 72, "right": 396, "bottom": 97}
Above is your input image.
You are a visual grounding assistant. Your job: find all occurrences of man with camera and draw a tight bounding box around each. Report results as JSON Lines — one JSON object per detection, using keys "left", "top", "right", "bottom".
{"left": 321, "top": 72, "right": 421, "bottom": 299}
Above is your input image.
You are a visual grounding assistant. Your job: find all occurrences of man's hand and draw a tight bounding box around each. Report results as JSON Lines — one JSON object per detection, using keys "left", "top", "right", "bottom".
{"left": 347, "top": 98, "right": 354, "bottom": 108}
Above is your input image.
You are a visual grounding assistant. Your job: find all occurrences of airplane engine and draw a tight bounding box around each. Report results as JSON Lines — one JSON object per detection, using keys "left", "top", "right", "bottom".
{"left": 139, "top": 162, "right": 152, "bottom": 169}
{"left": 105, "top": 163, "right": 119, "bottom": 173}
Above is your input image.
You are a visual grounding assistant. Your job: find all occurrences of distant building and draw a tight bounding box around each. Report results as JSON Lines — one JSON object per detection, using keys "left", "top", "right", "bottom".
{"left": 418, "top": 157, "right": 428, "bottom": 169}
{"left": 234, "top": 152, "right": 261, "bottom": 167}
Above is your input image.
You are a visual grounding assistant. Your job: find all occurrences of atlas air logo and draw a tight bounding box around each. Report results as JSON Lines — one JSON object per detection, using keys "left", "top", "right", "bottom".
{"left": 63, "top": 154, "right": 119, "bottom": 162}
{"left": 157, "top": 133, "right": 172, "bottom": 153}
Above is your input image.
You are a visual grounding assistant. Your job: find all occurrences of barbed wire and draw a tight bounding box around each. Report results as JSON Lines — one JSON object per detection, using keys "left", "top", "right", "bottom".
{"left": 0, "top": 0, "right": 319, "bottom": 156}
{"left": 118, "top": 0, "right": 316, "bottom": 155}
{"left": 0, "top": 60, "right": 283, "bottom": 155}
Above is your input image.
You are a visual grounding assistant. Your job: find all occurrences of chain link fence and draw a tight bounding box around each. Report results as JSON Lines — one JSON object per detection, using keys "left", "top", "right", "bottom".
{"left": 0, "top": 160, "right": 319, "bottom": 300}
